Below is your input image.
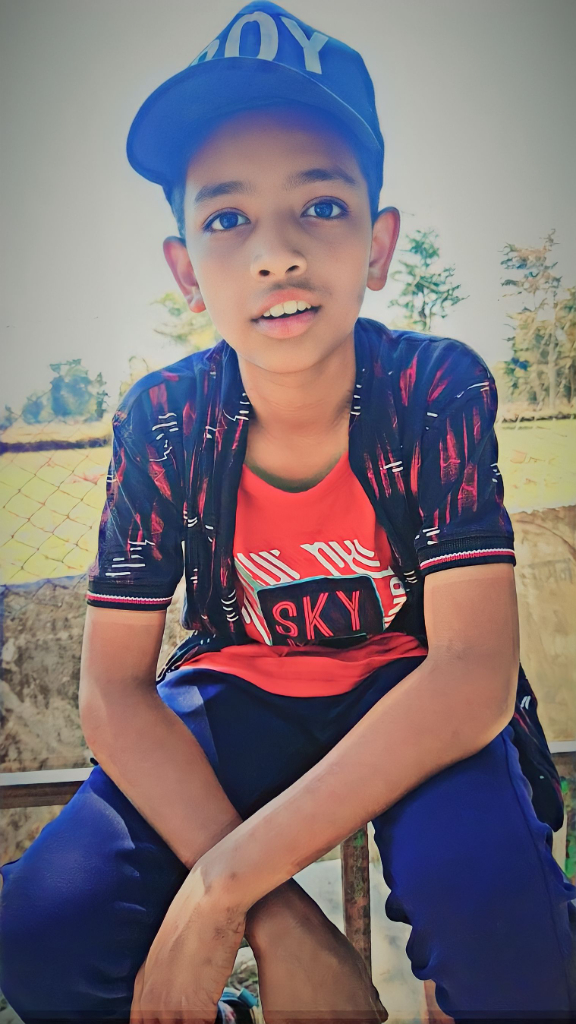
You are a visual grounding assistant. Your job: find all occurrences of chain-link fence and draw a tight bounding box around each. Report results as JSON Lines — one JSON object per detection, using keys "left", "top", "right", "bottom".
{"left": 0, "top": 443, "right": 109, "bottom": 585}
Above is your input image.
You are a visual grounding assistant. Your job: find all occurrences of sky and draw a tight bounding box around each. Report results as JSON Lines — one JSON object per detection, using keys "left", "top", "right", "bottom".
{"left": 1, "top": 0, "right": 575, "bottom": 411}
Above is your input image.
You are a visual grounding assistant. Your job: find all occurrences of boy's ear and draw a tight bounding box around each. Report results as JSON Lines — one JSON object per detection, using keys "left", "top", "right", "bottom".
{"left": 163, "top": 236, "right": 206, "bottom": 313}
{"left": 366, "top": 207, "right": 400, "bottom": 292}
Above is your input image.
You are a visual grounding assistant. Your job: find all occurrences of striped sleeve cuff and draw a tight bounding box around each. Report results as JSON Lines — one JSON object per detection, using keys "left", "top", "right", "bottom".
{"left": 417, "top": 537, "right": 516, "bottom": 576}
{"left": 86, "top": 590, "right": 173, "bottom": 610}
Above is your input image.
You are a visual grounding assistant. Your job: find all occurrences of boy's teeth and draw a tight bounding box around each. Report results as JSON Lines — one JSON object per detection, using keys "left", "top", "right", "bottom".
{"left": 262, "top": 300, "right": 312, "bottom": 317}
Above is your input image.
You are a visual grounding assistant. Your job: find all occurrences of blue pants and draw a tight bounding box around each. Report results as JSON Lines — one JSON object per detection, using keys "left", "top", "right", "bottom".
{"left": 1, "top": 657, "right": 575, "bottom": 1022}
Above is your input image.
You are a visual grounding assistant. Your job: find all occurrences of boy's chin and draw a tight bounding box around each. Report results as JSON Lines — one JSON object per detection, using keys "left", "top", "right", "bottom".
{"left": 233, "top": 330, "right": 354, "bottom": 377}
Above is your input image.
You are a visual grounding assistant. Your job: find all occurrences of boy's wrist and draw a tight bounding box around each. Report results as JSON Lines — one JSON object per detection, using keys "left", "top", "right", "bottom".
{"left": 244, "top": 883, "right": 293, "bottom": 951}
{"left": 244, "top": 880, "right": 327, "bottom": 953}
{"left": 194, "top": 848, "right": 335, "bottom": 954}
{"left": 192, "top": 847, "right": 249, "bottom": 910}
{"left": 193, "top": 851, "right": 300, "bottom": 948}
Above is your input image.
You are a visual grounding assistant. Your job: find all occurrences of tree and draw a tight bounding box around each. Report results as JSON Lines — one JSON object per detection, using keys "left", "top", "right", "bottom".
{"left": 118, "top": 356, "right": 156, "bottom": 400}
{"left": 389, "top": 229, "right": 466, "bottom": 332}
{"left": 0, "top": 406, "right": 16, "bottom": 431}
{"left": 115, "top": 296, "right": 218, "bottom": 403}
{"left": 21, "top": 360, "right": 108, "bottom": 423}
{"left": 501, "top": 230, "right": 575, "bottom": 412}
{"left": 152, "top": 293, "right": 218, "bottom": 352}
{"left": 554, "top": 285, "right": 576, "bottom": 407}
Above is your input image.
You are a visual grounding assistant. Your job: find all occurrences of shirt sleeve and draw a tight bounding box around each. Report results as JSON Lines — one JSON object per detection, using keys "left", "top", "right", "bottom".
{"left": 411, "top": 360, "right": 515, "bottom": 577}
{"left": 87, "top": 387, "right": 185, "bottom": 610}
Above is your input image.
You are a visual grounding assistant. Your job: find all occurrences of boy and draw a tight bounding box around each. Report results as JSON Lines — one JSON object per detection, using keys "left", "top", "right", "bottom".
{"left": 1, "top": 3, "right": 574, "bottom": 1021}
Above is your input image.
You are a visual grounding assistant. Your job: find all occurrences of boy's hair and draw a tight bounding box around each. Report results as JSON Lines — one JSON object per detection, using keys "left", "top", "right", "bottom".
{"left": 164, "top": 102, "right": 382, "bottom": 242}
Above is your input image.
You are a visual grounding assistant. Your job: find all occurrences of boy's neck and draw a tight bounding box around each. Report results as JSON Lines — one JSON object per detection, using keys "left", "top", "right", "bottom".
{"left": 238, "top": 331, "right": 357, "bottom": 442}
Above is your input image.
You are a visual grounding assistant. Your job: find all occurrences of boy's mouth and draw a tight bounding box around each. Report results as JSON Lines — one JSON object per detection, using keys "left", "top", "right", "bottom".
{"left": 252, "top": 303, "right": 321, "bottom": 339}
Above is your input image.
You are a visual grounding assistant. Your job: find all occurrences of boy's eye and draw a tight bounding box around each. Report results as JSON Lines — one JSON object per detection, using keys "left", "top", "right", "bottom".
{"left": 303, "top": 199, "right": 347, "bottom": 219}
{"left": 203, "top": 199, "right": 347, "bottom": 233}
{"left": 205, "top": 211, "right": 249, "bottom": 232}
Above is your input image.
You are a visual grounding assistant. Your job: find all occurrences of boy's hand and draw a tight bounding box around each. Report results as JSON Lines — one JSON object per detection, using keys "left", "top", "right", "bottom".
{"left": 129, "top": 865, "right": 245, "bottom": 1023}
{"left": 252, "top": 895, "right": 388, "bottom": 1023}
{"left": 131, "top": 861, "right": 388, "bottom": 1024}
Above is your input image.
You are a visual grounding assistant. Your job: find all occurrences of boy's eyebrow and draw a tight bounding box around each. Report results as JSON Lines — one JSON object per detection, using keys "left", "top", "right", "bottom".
{"left": 193, "top": 167, "right": 359, "bottom": 206}
{"left": 193, "top": 180, "right": 254, "bottom": 206}
{"left": 283, "top": 167, "right": 360, "bottom": 191}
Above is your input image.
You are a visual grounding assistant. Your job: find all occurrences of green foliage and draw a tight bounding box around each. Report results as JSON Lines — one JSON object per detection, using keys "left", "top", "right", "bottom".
{"left": 151, "top": 292, "right": 218, "bottom": 352}
{"left": 21, "top": 360, "right": 108, "bottom": 423}
{"left": 566, "top": 830, "right": 576, "bottom": 885}
{"left": 0, "top": 405, "right": 16, "bottom": 431}
{"left": 115, "top": 295, "right": 219, "bottom": 399}
{"left": 555, "top": 285, "right": 576, "bottom": 405}
{"left": 501, "top": 231, "right": 575, "bottom": 411}
{"left": 118, "top": 356, "right": 156, "bottom": 399}
{"left": 389, "top": 229, "right": 466, "bottom": 332}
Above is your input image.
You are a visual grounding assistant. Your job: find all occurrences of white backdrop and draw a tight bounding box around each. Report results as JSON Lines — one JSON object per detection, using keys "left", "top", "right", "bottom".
{"left": 1, "top": 0, "right": 575, "bottom": 409}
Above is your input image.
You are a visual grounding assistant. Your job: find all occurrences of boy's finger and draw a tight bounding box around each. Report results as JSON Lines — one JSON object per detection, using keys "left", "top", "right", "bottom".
{"left": 129, "top": 967, "right": 144, "bottom": 1023}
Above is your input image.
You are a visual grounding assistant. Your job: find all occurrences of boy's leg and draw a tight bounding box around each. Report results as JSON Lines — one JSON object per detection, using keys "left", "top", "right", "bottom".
{"left": 371, "top": 723, "right": 576, "bottom": 1022}
{"left": 0, "top": 763, "right": 189, "bottom": 1019}
{"left": 0, "top": 666, "right": 385, "bottom": 1022}
{"left": 0, "top": 669, "right": 268, "bottom": 1021}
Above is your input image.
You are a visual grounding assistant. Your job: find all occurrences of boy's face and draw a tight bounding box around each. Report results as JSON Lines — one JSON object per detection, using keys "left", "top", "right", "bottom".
{"left": 164, "top": 106, "right": 399, "bottom": 375}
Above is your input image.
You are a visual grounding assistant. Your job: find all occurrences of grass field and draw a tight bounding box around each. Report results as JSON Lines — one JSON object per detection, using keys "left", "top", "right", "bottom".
{"left": 1, "top": 420, "right": 575, "bottom": 585}
{"left": 0, "top": 446, "right": 108, "bottom": 584}
{"left": 497, "top": 418, "right": 576, "bottom": 513}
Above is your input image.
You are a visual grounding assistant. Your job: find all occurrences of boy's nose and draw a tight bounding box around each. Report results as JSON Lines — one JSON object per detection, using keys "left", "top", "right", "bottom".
{"left": 250, "top": 243, "right": 307, "bottom": 279}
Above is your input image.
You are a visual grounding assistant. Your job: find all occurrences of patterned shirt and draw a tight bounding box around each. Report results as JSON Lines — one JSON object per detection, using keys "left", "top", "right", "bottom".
{"left": 87, "top": 317, "right": 563, "bottom": 830}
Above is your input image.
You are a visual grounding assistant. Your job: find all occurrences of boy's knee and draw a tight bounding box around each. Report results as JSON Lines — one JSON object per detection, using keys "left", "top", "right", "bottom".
{"left": 0, "top": 856, "right": 80, "bottom": 1013}
{"left": 0, "top": 851, "right": 132, "bottom": 1017}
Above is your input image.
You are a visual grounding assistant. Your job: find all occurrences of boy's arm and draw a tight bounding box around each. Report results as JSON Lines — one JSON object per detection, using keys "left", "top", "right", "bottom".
{"left": 79, "top": 606, "right": 243, "bottom": 869}
{"left": 82, "top": 392, "right": 375, "bottom": 977}
{"left": 198, "top": 561, "right": 520, "bottom": 907}
{"left": 79, "top": 607, "right": 324, "bottom": 947}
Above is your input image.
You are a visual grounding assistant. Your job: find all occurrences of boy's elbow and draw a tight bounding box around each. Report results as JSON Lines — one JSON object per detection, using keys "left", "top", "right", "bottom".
{"left": 466, "top": 653, "right": 520, "bottom": 753}
{"left": 494, "top": 641, "right": 520, "bottom": 725}
{"left": 78, "top": 677, "right": 109, "bottom": 752}
{"left": 428, "top": 645, "right": 519, "bottom": 758}
{"left": 78, "top": 669, "right": 134, "bottom": 752}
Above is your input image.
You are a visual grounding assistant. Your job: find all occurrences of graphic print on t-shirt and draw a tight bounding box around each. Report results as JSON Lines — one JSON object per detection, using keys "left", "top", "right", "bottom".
{"left": 231, "top": 453, "right": 409, "bottom": 649}
{"left": 234, "top": 535, "right": 407, "bottom": 648}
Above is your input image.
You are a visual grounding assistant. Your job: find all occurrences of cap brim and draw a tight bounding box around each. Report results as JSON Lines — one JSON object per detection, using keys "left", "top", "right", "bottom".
{"left": 127, "top": 57, "right": 383, "bottom": 189}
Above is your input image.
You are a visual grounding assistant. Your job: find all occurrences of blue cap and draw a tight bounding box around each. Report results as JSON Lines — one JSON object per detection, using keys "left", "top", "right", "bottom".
{"left": 127, "top": 1, "right": 384, "bottom": 209}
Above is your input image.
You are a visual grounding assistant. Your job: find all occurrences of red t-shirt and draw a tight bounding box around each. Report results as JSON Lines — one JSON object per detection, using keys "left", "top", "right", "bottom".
{"left": 189, "top": 452, "right": 427, "bottom": 695}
